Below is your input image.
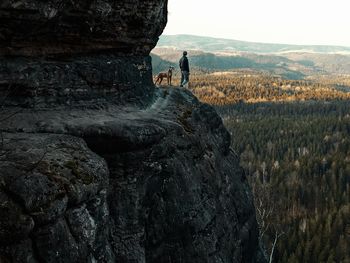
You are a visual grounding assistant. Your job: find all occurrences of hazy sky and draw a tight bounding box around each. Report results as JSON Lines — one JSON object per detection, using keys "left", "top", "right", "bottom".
{"left": 163, "top": 0, "right": 350, "bottom": 47}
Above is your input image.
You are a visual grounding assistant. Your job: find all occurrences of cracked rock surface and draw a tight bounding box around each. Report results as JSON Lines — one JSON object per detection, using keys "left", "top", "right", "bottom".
{"left": 0, "top": 0, "right": 266, "bottom": 262}
{"left": 0, "top": 89, "right": 265, "bottom": 262}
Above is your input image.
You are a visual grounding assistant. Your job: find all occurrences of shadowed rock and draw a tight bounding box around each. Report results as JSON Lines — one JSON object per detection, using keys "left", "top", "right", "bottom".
{"left": 0, "top": 0, "right": 167, "bottom": 56}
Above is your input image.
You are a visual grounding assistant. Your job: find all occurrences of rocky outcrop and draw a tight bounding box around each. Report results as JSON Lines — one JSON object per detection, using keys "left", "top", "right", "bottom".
{"left": 0, "top": 1, "right": 266, "bottom": 262}
{"left": 0, "top": 0, "right": 167, "bottom": 56}
{"left": 0, "top": 55, "right": 155, "bottom": 107}
{"left": 0, "top": 0, "right": 167, "bottom": 107}
{"left": 0, "top": 133, "right": 111, "bottom": 262}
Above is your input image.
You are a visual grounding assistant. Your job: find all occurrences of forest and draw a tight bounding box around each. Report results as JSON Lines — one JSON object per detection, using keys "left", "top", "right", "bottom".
{"left": 220, "top": 102, "right": 350, "bottom": 262}
{"left": 171, "top": 72, "right": 350, "bottom": 262}
{"left": 188, "top": 72, "right": 350, "bottom": 105}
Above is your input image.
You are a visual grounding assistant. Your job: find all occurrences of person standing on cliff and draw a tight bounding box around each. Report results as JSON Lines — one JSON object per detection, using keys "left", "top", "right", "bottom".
{"left": 179, "top": 51, "right": 190, "bottom": 87}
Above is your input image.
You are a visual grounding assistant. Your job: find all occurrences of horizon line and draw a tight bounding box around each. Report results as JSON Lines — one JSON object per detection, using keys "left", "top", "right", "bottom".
{"left": 161, "top": 33, "right": 350, "bottom": 49}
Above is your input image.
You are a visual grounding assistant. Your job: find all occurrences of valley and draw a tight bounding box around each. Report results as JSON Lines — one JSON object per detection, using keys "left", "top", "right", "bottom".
{"left": 152, "top": 34, "right": 350, "bottom": 79}
{"left": 152, "top": 35, "right": 350, "bottom": 262}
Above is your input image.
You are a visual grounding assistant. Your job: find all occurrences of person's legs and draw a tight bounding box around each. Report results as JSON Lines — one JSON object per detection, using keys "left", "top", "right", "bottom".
{"left": 180, "top": 71, "right": 184, "bottom": 87}
{"left": 182, "top": 71, "right": 189, "bottom": 87}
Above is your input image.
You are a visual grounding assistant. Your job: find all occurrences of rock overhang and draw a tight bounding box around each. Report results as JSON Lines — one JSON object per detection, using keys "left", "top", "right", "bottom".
{"left": 0, "top": 0, "right": 168, "bottom": 56}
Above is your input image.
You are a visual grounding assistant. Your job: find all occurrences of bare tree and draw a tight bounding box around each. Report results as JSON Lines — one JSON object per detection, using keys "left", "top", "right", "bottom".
{"left": 248, "top": 175, "right": 284, "bottom": 263}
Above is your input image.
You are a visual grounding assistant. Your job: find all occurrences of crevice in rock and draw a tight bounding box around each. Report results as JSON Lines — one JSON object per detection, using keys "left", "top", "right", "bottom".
{"left": 1, "top": 187, "right": 28, "bottom": 214}
{"left": 64, "top": 216, "right": 79, "bottom": 245}
{"left": 30, "top": 235, "right": 45, "bottom": 263}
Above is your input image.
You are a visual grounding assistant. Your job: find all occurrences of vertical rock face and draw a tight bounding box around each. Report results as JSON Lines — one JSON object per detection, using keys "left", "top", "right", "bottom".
{"left": 0, "top": 1, "right": 266, "bottom": 263}
{"left": 0, "top": 0, "right": 167, "bottom": 106}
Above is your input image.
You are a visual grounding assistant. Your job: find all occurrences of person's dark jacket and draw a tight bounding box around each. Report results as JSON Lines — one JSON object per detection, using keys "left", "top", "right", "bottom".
{"left": 179, "top": 56, "right": 190, "bottom": 72}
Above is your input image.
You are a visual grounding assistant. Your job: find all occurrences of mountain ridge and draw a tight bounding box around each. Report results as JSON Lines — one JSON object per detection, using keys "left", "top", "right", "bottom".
{"left": 153, "top": 35, "right": 350, "bottom": 78}
{"left": 158, "top": 34, "right": 350, "bottom": 54}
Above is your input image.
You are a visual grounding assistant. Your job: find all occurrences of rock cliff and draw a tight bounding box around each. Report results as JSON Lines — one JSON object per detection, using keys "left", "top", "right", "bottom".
{"left": 0, "top": 1, "right": 265, "bottom": 262}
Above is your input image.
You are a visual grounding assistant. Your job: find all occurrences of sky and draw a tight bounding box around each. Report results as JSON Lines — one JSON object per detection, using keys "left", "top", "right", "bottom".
{"left": 163, "top": 0, "right": 350, "bottom": 47}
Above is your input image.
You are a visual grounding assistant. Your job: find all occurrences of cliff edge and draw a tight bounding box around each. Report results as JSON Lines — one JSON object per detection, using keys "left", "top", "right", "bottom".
{"left": 0, "top": 1, "right": 265, "bottom": 262}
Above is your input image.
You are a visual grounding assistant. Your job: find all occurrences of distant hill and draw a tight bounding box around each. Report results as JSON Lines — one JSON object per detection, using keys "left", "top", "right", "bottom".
{"left": 152, "top": 47, "right": 309, "bottom": 79}
{"left": 152, "top": 35, "right": 350, "bottom": 78}
{"left": 285, "top": 52, "right": 350, "bottom": 74}
{"left": 158, "top": 34, "right": 350, "bottom": 54}
{"left": 151, "top": 53, "right": 176, "bottom": 74}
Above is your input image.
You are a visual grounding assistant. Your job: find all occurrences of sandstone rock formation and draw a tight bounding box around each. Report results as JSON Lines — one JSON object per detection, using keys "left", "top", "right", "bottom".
{"left": 0, "top": 1, "right": 266, "bottom": 262}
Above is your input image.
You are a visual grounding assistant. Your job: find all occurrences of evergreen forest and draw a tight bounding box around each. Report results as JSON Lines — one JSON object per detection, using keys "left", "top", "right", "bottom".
{"left": 220, "top": 102, "right": 350, "bottom": 262}
{"left": 178, "top": 72, "right": 350, "bottom": 262}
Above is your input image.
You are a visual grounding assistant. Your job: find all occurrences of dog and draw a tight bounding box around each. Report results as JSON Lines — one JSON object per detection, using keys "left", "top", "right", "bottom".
{"left": 154, "top": 66, "right": 175, "bottom": 86}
